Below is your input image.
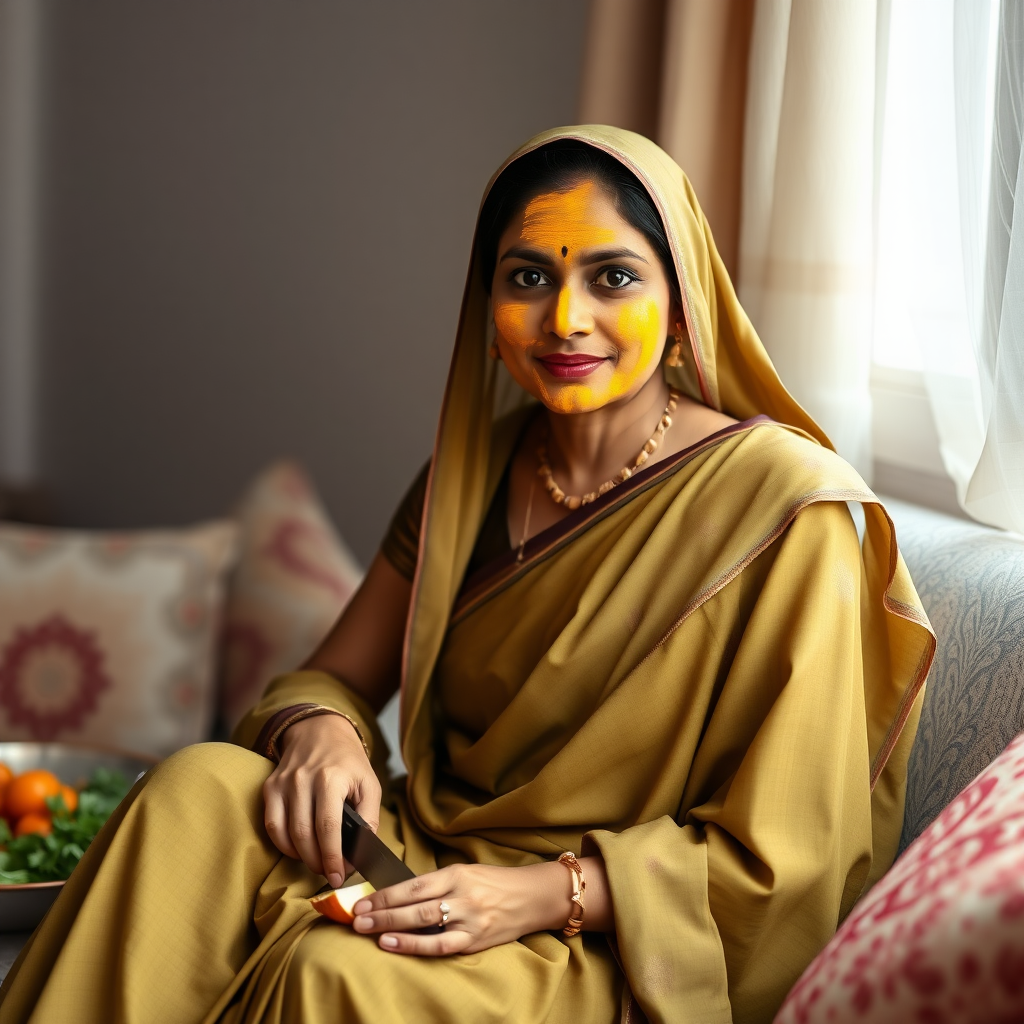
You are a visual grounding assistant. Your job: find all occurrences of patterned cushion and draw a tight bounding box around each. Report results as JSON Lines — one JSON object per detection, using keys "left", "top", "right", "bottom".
{"left": 774, "top": 731, "right": 1024, "bottom": 1023}
{"left": 0, "top": 521, "right": 237, "bottom": 757}
{"left": 882, "top": 499, "right": 1024, "bottom": 853}
{"left": 218, "top": 462, "right": 362, "bottom": 731}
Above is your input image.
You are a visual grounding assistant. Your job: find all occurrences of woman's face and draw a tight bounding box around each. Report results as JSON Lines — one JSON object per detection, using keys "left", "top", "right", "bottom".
{"left": 490, "top": 177, "right": 680, "bottom": 415}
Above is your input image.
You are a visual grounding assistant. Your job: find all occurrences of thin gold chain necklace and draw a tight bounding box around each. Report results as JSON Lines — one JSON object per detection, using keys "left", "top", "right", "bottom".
{"left": 537, "top": 388, "right": 681, "bottom": 511}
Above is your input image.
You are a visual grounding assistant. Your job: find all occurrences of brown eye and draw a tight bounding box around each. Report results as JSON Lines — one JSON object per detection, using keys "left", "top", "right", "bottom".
{"left": 512, "top": 269, "right": 550, "bottom": 288}
{"left": 595, "top": 268, "right": 637, "bottom": 290}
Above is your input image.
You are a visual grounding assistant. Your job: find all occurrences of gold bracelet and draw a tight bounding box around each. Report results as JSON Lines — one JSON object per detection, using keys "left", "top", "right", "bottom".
{"left": 558, "top": 851, "right": 586, "bottom": 937}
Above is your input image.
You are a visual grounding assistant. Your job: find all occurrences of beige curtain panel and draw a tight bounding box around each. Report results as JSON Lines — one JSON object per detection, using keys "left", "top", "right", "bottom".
{"left": 738, "top": 0, "right": 879, "bottom": 479}
{"left": 578, "top": 0, "right": 754, "bottom": 279}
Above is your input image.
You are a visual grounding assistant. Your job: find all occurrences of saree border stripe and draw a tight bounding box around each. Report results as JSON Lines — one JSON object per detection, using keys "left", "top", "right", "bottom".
{"left": 872, "top": 637, "right": 935, "bottom": 787}
{"left": 450, "top": 416, "right": 772, "bottom": 626}
{"left": 398, "top": 235, "right": 496, "bottom": 736}
{"left": 869, "top": 501, "right": 937, "bottom": 785}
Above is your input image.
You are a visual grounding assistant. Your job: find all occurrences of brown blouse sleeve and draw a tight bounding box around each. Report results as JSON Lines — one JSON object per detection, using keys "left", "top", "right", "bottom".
{"left": 379, "top": 460, "right": 430, "bottom": 581}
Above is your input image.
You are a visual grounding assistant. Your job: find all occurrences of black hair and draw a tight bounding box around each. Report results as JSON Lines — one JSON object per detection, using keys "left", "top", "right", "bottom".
{"left": 477, "top": 139, "right": 680, "bottom": 303}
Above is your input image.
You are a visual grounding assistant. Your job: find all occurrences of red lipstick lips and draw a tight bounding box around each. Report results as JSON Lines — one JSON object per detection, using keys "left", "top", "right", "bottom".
{"left": 536, "top": 353, "right": 609, "bottom": 379}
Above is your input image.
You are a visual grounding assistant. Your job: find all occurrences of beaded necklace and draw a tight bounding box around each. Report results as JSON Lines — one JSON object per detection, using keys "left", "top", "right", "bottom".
{"left": 536, "top": 388, "right": 681, "bottom": 511}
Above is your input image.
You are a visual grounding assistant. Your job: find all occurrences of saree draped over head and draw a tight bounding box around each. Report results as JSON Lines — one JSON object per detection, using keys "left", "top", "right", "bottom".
{"left": 0, "top": 127, "right": 934, "bottom": 1024}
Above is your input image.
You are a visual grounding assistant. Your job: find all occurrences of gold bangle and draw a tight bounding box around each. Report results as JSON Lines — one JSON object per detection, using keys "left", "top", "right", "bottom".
{"left": 558, "top": 851, "right": 586, "bottom": 937}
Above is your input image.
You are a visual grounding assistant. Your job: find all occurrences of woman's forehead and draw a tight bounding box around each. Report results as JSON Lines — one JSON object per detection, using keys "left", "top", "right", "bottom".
{"left": 518, "top": 181, "right": 618, "bottom": 250}
{"left": 504, "top": 179, "right": 647, "bottom": 251}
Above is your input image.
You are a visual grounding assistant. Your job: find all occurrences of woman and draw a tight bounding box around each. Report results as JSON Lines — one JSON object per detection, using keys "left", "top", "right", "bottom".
{"left": 0, "top": 126, "right": 934, "bottom": 1024}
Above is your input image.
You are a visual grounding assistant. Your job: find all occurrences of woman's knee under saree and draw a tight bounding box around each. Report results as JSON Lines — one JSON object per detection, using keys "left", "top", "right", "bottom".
{"left": 0, "top": 125, "right": 934, "bottom": 1024}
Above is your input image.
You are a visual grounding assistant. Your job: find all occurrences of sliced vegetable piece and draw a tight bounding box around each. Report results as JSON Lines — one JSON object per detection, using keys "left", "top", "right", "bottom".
{"left": 309, "top": 880, "right": 375, "bottom": 924}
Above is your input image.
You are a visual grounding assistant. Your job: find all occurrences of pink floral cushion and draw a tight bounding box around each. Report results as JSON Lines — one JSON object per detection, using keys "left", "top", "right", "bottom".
{"left": 0, "top": 521, "right": 237, "bottom": 757}
{"left": 219, "top": 462, "right": 362, "bottom": 730}
{"left": 775, "top": 732, "right": 1024, "bottom": 1023}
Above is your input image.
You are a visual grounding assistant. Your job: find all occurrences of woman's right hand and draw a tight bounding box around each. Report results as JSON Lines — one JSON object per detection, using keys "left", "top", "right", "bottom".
{"left": 263, "top": 713, "right": 382, "bottom": 889}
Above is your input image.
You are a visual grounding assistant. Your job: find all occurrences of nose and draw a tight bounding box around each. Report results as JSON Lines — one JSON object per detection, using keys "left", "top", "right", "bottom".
{"left": 544, "top": 282, "right": 593, "bottom": 339}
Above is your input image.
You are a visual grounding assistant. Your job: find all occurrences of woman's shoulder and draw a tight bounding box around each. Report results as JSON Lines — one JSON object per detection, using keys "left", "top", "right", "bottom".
{"left": 728, "top": 418, "right": 870, "bottom": 495}
{"left": 667, "top": 416, "right": 875, "bottom": 548}
{"left": 660, "top": 419, "right": 872, "bottom": 578}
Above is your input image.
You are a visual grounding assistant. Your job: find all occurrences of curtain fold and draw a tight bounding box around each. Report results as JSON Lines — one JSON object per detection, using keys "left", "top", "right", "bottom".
{"left": 962, "top": 0, "right": 1024, "bottom": 532}
{"left": 578, "top": 0, "right": 665, "bottom": 144}
{"left": 656, "top": 0, "right": 755, "bottom": 278}
{"left": 738, "top": 0, "right": 879, "bottom": 479}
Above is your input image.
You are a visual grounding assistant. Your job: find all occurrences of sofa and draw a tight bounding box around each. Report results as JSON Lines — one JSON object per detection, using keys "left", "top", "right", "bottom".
{"left": 3, "top": 494, "right": 1024, "bottom": 1013}
{"left": 887, "top": 498, "right": 1024, "bottom": 853}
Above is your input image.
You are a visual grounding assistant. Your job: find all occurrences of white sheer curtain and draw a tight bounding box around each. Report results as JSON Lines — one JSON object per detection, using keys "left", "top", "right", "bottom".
{"left": 967, "top": 0, "right": 1024, "bottom": 532}
{"left": 873, "top": 0, "right": 1024, "bottom": 533}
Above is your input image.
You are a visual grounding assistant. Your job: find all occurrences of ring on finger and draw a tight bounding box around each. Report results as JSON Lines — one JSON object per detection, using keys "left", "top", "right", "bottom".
{"left": 438, "top": 901, "right": 450, "bottom": 928}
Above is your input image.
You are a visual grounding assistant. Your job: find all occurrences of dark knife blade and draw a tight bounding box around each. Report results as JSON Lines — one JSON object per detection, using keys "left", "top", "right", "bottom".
{"left": 341, "top": 802, "right": 415, "bottom": 890}
{"left": 340, "top": 802, "right": 444, "bottom": 933}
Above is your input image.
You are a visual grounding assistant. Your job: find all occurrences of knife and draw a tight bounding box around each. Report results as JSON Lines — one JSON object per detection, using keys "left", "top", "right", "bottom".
{"left": 341, "top": 802, "right": 444, "bottom": 933}
{"left": 341, "top": 802, "right": 415, "bottom": 889}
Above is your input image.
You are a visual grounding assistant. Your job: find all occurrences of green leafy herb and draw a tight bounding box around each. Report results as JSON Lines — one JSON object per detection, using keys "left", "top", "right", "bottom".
{"left": 0, "top": 769, "right": 133, "bottom": 885}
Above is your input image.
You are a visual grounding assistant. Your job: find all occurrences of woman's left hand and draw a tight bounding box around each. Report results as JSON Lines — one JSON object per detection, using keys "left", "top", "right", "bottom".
{"left": 350, "top": 861, "right": 573, "bottom": 956}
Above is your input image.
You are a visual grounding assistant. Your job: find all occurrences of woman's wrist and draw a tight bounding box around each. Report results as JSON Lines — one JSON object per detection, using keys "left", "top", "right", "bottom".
{"left": 512, "top": 855, "right": 613, "bottom": 937}
{"left": 512, "top": 854, "right": 611, "bottom": 936}
{"left": 277, "top": 709, "right": 365, "bottom": 759}
{"left": 514, "top": 861, "right": 576, "bottom": 935}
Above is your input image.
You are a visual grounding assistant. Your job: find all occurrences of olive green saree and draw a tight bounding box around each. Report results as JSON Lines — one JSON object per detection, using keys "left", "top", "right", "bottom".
{"left": 0, "top": 126, "right": 934, "bottom": 1024}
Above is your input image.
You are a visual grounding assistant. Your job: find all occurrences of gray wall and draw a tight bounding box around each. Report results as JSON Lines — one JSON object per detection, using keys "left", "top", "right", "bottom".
{"left": 34, "top": 1, "right": 586, "bottom": 563}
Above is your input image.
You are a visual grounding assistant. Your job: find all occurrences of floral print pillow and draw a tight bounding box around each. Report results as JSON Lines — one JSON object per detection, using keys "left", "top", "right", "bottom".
{"left": 218, "top": 462, "right": 362, "bottom": 731}
{"left": 0, "top": 521, "right": 237, "bottom": 757}
{"left": 775, "top": 731, "right": 1024, "bottom": 1023}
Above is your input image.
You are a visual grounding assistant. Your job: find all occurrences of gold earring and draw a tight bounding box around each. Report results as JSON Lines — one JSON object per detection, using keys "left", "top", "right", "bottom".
{"left": 666, "top": 325, "right": 685, "bottom": 367}
{"left": 489, "top": 338, "right": 500, "bottom": 361}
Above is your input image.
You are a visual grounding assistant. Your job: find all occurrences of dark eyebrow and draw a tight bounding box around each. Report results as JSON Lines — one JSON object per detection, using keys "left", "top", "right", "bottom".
{"left": 498, "top": 245, "right": 650, "bottom": 266}
{"left": 583, "top": 247, "right": 650, "bottom": 265}
{"left": 498, "top": 246, "right": 556, "bottom": 266}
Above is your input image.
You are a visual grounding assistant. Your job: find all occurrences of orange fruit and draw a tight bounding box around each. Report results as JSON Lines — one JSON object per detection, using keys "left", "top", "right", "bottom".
{"left": 14, "top": 811, "right": 52, "bottom": 837}
{"left": 0, "top": 761, "right": 12, "bottom": 816}
{"left": 59, "top": 784, "right": 78, "bottom": 814}
{"left": 5, "top": 769, "right": 61, "bottom": 821}
{"left": 309, "top": 881, "right": 375, "bottom": 924}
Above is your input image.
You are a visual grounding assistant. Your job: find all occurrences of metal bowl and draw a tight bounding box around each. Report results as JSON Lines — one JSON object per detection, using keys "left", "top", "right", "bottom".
{"left": 1, "top": 742, "right": 156, "bottom": 932}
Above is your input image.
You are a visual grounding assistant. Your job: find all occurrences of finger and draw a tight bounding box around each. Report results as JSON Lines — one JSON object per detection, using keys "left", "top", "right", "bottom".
{"left": 355, "top": 868, "right": 452, "bottom": 916}
{"left": 287, "top": 770, "right": 325, "bottom": 877}
{"left": 314, "top": 773, "right": 346, "bottom": 889}
{"left": 350, "top": 773, "right": 382, "bottom": 834}
{"left": 378, "top": 928, "right": 473, "bottom": 957}
{"left": 263, "top": 780, "right": 299, "bottom": 859}
{"left": 353, "top": 898, "right": 449, "bottom": 936}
